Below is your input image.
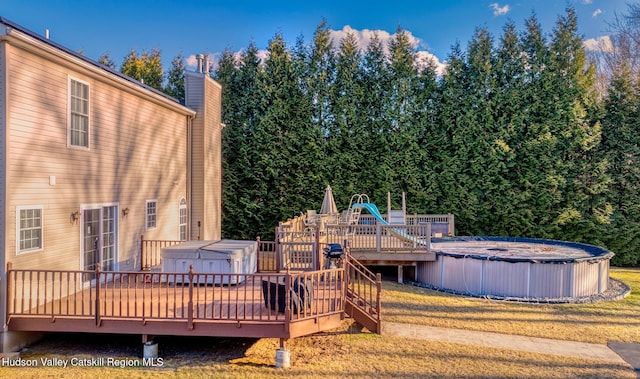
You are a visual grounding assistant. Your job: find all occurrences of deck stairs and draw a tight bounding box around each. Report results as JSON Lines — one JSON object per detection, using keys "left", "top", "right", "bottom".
{"left": 343, "top": 254, "right": 382, "bottom": 334}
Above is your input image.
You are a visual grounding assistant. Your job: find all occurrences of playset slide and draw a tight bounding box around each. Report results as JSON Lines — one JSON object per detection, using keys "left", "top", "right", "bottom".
{"left": 350, "top": 202, "right": 430, "bottom": 246}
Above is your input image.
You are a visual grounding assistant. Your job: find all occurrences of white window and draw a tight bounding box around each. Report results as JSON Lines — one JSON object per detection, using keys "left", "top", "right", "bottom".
{"left": 146, "top": 200, "right": 157, "bottom": 229}
{"left": 68, "top": 77, "right": 89, "bottom": 148}
{"left": 16, "top": 206, "right": 43, "bottom": 254}
{"left": 179, "top": 198, "right": 187, "bottom": 240}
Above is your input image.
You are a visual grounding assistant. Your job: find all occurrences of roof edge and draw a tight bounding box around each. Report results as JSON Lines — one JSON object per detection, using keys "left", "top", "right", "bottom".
{"left": 0, "top": 16, "right": 195, "bottom": 116}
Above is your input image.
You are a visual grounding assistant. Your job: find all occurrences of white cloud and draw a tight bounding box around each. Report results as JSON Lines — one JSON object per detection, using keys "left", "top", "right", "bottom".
{"left": 583, "top": 35, "right": 613, "bottom": 53}
{"left": 490, "top": 3, "right": 510, "bottom": 16}
{"left": 185, "top": 54, "right": 198, "bottom": 67}
{"left": 415, "top": 51, "right": 447, "bottom": 76}
{"left": 582, "top": 0, "right": 593, "bottom": 4}
{"left": 592, "top": 8, "right": 603, "bottom": 17}
{"left": 329, "top": 25, "right": 394, "bottom": 55}
{"left": 184, "top": 26, "right": 446, "bottom": 76}
{"left": 329, "top": 25, "right": 447, "bottom": 75}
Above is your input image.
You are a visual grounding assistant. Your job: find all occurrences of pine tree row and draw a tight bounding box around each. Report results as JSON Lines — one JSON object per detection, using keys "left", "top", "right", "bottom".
{"left": 214, "top": 9, "right": 640, "bottom": 266}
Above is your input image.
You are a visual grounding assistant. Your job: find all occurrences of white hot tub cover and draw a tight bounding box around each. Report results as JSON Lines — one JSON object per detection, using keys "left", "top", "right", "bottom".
{"left": 162, "top": 240, "right": 257, "bottom": 260}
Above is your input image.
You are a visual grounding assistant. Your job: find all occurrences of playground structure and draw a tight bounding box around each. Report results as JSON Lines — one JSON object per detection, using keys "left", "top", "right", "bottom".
{"left": 280, "top": 190, "right": 614, "bottom": 302}
{"left": 350, "top": 199, "right": 432, "bottom": 248}
{"left": 279, "top": 192, "right": 454, "bottom": 284}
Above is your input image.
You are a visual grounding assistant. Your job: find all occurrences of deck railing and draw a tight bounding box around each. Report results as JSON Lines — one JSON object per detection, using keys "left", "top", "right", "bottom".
{"left": 324, "top": 224, "right": 432, "bottom": 253}
{"left": 140, "top": 236, "right": 184, "bottom": 270}
{"left": 344, "top": 254, "right": 382, "bottom": 333}
{"left": 357, "top": 213, "right": 455, "bottom": 236}
{"left": 140, "top": 236, "right": 280, "bottom": 273}
{"left": 275, "top": 212, "right": 447, "bottom": 270}
{"left": 6, "top": 263, "right": 345, "bottom": 331}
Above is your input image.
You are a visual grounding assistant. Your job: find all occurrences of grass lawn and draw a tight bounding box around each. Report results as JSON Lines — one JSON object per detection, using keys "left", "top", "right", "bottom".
{"left": 0, "top": 268, "right": 637, "bottom": 378}
{"left": 381, "top": 268, "right": 640, "bottom": 344}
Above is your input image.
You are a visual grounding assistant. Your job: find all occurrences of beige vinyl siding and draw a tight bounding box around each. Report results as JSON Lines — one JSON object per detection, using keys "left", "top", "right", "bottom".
{"left": 185, "top": 72, "right": 222, "bottom": 241}
{"left": 5, "top": 43, "right": 189, "bottom": 271}
{"left": 185, "top": 72, "right": 204, "bottom": 240}
{"left": 204, "top": 76, "right": 222, "bottom": 241}
{"left": 0, "top": 40, "right": 7, "bottom": 328}
{"left": 0, "top": 41, "right": 7, "bottom": 235}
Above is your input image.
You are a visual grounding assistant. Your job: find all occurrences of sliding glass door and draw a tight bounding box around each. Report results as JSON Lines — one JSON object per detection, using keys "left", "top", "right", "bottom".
{"left": 82, "top": 204, "right": 118, "bottom": 282}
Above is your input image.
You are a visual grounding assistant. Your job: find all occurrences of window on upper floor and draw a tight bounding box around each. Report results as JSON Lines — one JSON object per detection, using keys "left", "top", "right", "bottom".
{"left": 146, "top": 200, "right": 157, "bottom": 230}
{"left": 17, "top": 206, "right": 43, "bottom": 254}
{"left": 69, "top": 77, "right": 90, "bottom": 148}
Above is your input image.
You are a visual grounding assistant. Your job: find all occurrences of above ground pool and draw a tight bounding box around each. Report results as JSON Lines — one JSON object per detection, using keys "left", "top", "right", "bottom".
{"left": 416, "top": 236, "right": 615, "bottom": 302}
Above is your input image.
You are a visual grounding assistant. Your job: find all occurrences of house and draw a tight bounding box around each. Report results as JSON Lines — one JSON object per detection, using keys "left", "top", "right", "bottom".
{"left": 0, "top": 17, "right": 223, "bottom": 352}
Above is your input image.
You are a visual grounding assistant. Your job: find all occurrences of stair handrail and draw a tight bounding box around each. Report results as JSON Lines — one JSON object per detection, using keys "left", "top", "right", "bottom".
{"left": 348, "top": 193, "right": 370, "bottom": 209}
{"left": 343, "top": 253, "right": 382, "bottom": 333}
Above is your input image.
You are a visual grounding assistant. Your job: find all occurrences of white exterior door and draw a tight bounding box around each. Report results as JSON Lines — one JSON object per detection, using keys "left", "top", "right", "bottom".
{"left": 82, "top": 204, "right": 118, "bottom": 281}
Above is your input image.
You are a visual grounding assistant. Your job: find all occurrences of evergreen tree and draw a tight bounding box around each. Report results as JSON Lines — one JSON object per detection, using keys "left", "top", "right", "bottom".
{"left": 443, "top": 28, "right": 501, "bottom": 235}
{"left": 308, "top": 20, "right": 336, "bottom": 137}
{"left": 433, "top": 42, "right": 475, "bottom": 233}
{"left": 517, "top": 13, "right": 560, "bottom": 238}
{"left": 383, "top": 27, "right": 425, "bottom": 210}
{"left": 249, "top": 34, "right": 320, "bottom": 237}
{"left": 359, "top": 33, "right": 390, "bottom": 203}
{"left": 490, "top": 22, "right": 529, "bottom": 235}
{"left": 214, "top": 48, "right": 242, "bottom": 238}
{"left": 207, "top": 13, "right": 635, "bottom": 264}
{"left": 600, "top": 66, "right": 640, "bottom": 265}
{"left": 545, "top": 7, "right": 610, "bottom": 242}
{"left": 328, "top": 31, "right": 365, "bottom": 203}
{"left": 412, "top": 51, "right": 441, "bottom": 214}
{"left": 98, "top": 52, "right": 116, "bottom": 70}
{"left": 164, "top": 52, "right": 185, "bottom": 102}
{"left": 217, "top": 43, "right": 266, "bottom": 239}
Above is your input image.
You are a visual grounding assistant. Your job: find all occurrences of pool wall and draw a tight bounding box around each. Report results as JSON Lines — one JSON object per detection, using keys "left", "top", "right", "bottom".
{"left": 415, "top": 237, "right": 613, "bottom": 301}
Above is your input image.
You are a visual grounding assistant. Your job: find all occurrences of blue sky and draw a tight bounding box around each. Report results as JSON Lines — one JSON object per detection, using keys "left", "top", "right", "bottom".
{"left": 0, "top": 0, "right": 629, "bottom": 72}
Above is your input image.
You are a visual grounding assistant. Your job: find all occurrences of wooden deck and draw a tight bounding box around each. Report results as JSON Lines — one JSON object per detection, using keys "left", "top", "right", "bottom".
{"left": 277, "top": 222, "right": 440, "bottom": 271}
{"left": 6, "top": 222, "right": 409, "bottom": 344}
{"left": 6, "top": 267, "right": 349, "bottom": 339}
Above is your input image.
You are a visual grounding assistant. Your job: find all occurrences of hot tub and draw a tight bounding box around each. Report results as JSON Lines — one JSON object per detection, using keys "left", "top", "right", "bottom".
{"left": 162, "top": 240, "right": 257, "bottom": 285}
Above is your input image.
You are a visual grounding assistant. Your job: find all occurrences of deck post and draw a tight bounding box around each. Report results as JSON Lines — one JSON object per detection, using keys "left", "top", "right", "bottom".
{"left": 256, "top": 236, "right": 261, "bottom": 272}
{"left": 397, "top": 265, "right": 403, "bottom": 284}
{"left": 140, "top": 235, "right": 145, "bottom": 270}
{"left": 284, "top": 269, "right": 291, "bottom": 327}
{"left": 95, "top": 264, "right": 101, "bottom": 326}
{"left": 275, "top": 338, "right": 290, "bottom": 368}
{"left": 315, "top": 225, "right": 321, "bottom": 270}
{"left": 6, "top": 263, "right": 12, "bottom": 316}
{"left": 344, "top": 254, "right": 351, "bottom": 310}
{"left": 187, "top": 265, "right": 194, "bottom": 330}
{"left": 142, "top": 334, "right": 158, "bottom": 359}
{"left": 375, "top": 273, "right": 382, "bottom": 334}
{"left": 376, "top": 224, "right": 381, "bottom": 253}
{"left": 275, "top": 227, "right": 281, "bottom": 272}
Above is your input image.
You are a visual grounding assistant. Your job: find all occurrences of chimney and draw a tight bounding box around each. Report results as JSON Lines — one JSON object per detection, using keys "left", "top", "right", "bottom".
{"left": 196, "top": 54, "right": 204, "bottom": 73}
{"left": 203, "top": 55, "right": 209, "bottom": 75}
